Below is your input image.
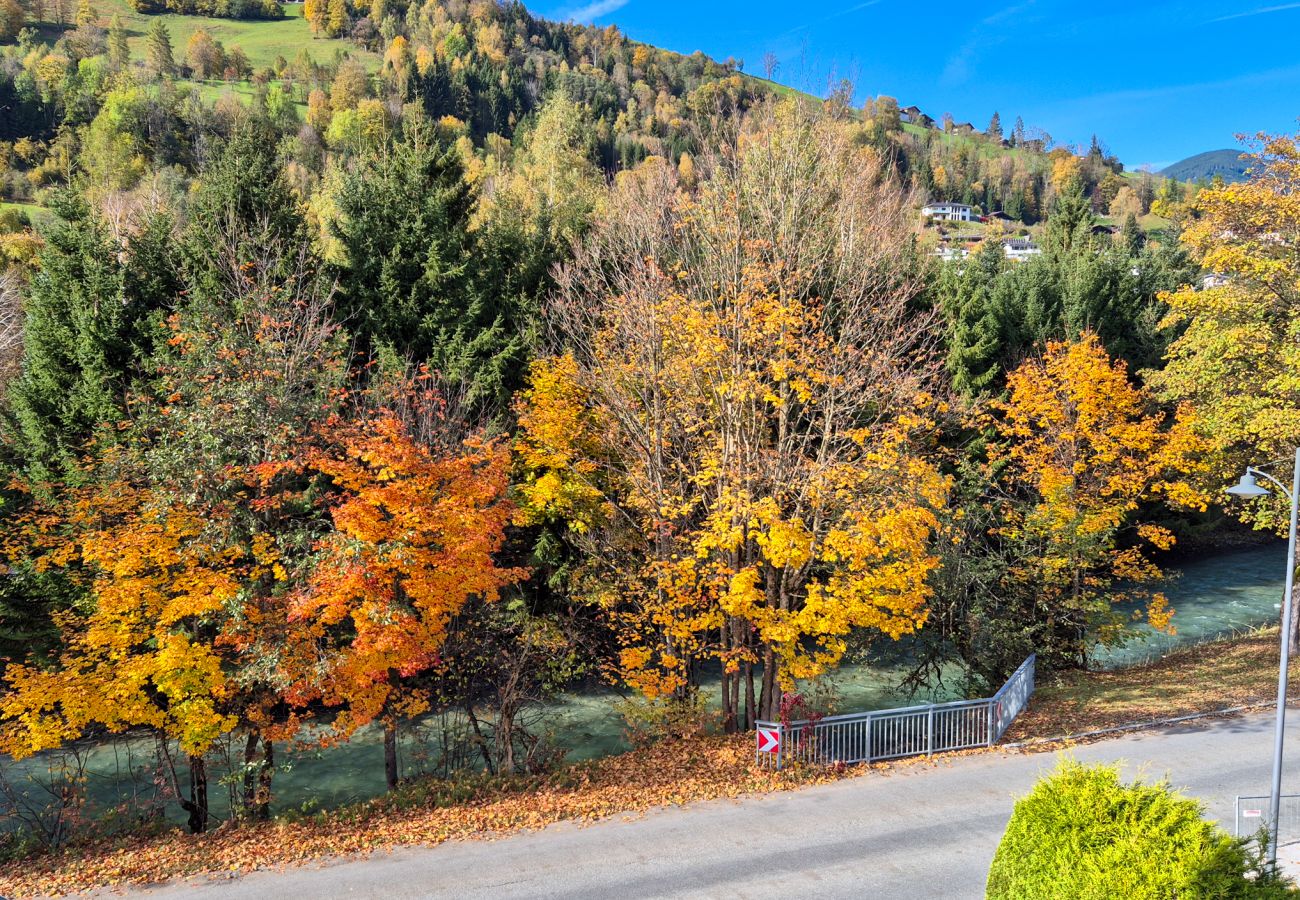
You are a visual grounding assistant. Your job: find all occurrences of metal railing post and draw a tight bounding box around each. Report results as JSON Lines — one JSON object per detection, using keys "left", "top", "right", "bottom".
{"left": 926, "top": 705, "right": 934, "bottom": 756}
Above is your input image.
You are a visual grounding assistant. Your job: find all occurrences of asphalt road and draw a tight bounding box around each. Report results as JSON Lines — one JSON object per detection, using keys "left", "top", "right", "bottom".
{"left": 125, "top": 711, "right": 1297, "bottom": 900}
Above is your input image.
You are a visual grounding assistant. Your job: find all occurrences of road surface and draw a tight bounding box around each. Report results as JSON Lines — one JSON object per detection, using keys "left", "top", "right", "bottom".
{"left": 127, "top": 711, "right": 1296, "bottom": 900}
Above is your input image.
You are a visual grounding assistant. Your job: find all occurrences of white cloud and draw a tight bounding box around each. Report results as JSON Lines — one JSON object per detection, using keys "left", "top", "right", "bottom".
{"left": 557, "top": 0, "right": 630, "bottom": 23}
{"left": 1208, "top": 2, "right": 1300, "bottom": 22}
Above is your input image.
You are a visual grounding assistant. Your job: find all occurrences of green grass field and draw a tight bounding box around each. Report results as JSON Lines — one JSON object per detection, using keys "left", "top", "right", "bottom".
{"left": 191, "top": 77, "right": 307, "bottom": 107}
{"left": 0, "top": 199, "right": 54, "bottom": 227}
{"left": 86, "top": 0, "right": 377, "bottom": 73}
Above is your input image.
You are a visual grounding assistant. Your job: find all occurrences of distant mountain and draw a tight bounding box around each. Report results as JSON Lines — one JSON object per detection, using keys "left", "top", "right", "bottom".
{"left": 1159, "top": 149, "right": 1252, "bottom": 183}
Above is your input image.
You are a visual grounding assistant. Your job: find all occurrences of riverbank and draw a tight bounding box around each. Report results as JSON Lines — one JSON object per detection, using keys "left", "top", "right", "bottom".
{"left": 3, "top": 628, "right": 1295, "bottom": 898}
{"left": 1006, "top": 626, "right": 1292, "bottom": 741}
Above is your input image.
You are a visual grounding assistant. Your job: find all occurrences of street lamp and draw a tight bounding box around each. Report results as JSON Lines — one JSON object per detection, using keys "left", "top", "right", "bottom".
{"left": 1226, "top": 450, "right": 1300, "bottom": 871}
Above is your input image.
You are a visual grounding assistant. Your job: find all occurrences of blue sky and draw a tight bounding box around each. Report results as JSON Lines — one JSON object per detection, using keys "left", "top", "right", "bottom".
{"left": 537, "top": 0, "right": 1300, "bottom": 170}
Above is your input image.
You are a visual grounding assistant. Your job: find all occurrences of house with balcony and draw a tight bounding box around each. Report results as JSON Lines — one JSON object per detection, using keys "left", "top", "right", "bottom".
{"left": 921, "top": 202, "right": 976, "bottom": 223}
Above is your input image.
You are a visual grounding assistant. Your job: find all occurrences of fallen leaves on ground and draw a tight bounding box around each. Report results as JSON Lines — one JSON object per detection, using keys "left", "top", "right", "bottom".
{"left": 0, "top": 735, "right": 874, "bottom": 898}
{"left": 1005, "top": 628, "right": 1287, "bottom": 742}
{"left": 5, "top": 629, "right": 1287, "bottom": 898}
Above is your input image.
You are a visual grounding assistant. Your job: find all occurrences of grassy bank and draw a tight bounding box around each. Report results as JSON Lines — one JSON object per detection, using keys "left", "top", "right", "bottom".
{"left": 1006, "top": 627, "right": 1288, "bottom": 742}
{"left": 2, "top": 629, "right": 1290, "bottom": 898}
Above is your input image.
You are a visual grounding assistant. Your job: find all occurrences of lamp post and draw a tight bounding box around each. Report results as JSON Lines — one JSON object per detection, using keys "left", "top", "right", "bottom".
{"left": 1226, "top": 448, "right": 1300, "bottom": 870}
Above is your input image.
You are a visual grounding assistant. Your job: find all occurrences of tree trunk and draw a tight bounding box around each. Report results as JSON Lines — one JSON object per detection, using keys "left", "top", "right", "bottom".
{"left": 498, "top": 706, "right": 516, "bottom": 776}
{"left": 720, "top": 622, "right": 737, "bottom": 734}
{"left": 384, "top": 720, "right": 400, "bottom": 791}
{"left": 241, "top": 733, "right": 274, "bottom": 819}
{"left": 744, "top": 659, "right": 756, "bottom": 731}
{"left": 182, "top": 755, "right": 209, "bottom": 834}
{"left": 241, "top": 732, "right": 258, "bottom": 818}
{"left": 257, "top": 739, "right": 274, "bottom": 819}
{"left": 465, "top": 704, "right": 496, "bottom": 776}
{"left": 759, "top": 643, "right": 777, "bottom": 721}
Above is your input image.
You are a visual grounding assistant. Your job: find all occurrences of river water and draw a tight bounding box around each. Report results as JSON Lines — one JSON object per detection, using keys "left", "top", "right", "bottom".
{"left": 1, "top": 544, "right": 1290, "bottom": 823}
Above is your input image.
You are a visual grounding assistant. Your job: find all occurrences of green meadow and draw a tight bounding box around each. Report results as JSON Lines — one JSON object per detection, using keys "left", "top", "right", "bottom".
{"left": 96, "top": 0, "right": 378, "bottom": 72}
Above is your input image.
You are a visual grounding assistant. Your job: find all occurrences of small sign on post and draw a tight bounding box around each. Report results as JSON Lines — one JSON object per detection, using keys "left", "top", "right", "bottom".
{"left": 757, "top": 726, "right": 781, "bottom": 754}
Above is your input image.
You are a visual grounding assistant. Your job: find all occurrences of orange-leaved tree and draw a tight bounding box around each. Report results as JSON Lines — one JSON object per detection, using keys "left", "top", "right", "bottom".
{"left": 990, "top": 333, "right": 1208, "bottom": 667}
{"left": 284, "top": 410, "right": 522, "bottom": 791}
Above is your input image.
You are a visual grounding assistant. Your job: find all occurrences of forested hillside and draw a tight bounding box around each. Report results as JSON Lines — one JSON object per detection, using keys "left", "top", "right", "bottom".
{"left": 1, "top": 0, "right": 1199, "bottom": 230}
{"left": 1160, "top": 148, "right": 1251, "bottom": 183}
{"left": 0, "top": 0, "right": 1292, "bottom": 873}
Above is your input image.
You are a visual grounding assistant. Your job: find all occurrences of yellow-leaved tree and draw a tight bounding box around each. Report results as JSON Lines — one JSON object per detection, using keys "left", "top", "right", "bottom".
{"left": 992, "top": 333, "right": 1209, "bottom": 666}
{"left": 1149, "top": 133, "right": 1300, "bottom": 647}
{"left": 516, "top": 100, "right": 949, "bottom": 728}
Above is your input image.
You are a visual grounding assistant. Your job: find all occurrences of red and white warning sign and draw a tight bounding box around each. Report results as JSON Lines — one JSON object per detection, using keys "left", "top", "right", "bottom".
{"left": 757, "top": 727, "right": 781, "bottom": 754}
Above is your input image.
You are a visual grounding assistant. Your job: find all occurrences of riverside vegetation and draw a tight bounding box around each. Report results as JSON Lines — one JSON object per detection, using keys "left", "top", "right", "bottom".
{"left": 0, "top": 0, "right": 1298, "bottom": 885}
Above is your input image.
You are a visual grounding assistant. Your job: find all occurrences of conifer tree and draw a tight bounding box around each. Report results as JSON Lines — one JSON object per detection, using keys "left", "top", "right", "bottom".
{"left": 107, "top": 14, "right": 129, "bottom": 71}
{"left": 146, "top": 19, "right": 175, "bottom": 78}
{"left": 942, "top": 240, "right": 1008, "bottom": 397}
{"left": 986, "top": 110, "right": 1002, "bottom": 140}
{"left": 325, "top": 0, "right": 346, "bottom": 37}
{"left": 181, "top": 117, "right": 306, "bottom": 305}
{"left": 1120, "top": 211, "right": 1145, "bottom": 256}
{"left": 5, "top": 198, "right": 166, "bottom": 484}
{"left": 330, "top": 116, "right": 531, "bottom": 413}
{"left": 1043, "top": 179, "right": 1095, "bottom": 256}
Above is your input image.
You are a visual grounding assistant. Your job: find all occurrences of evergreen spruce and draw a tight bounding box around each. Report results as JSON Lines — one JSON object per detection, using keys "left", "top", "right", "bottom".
{"left": 107, "top": 14, "right": 129, "bottom": 71}
{"left": 1043, "top": 179, "right": 1096, "bottom": 256}
{"left": 5, "top": 196, "right": 171, "bottom": 484}
{"left": 941, "top": 240, "right": 1009, "bottom": 397}
{"left": 146, "top": 19, "right": 175, "bottom": 78}
{"left": 1120, "top": 211, "right": 1145, "bottom": 256}
{"left": 330, "top": 116, "right": 531, "bottom": 413}
{"left": 181, "top": 116, "right": 307, "bottom": 304}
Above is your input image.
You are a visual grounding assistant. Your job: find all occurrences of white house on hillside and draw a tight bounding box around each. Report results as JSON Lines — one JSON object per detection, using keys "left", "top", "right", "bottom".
{"left": 921, "top": 202, "right": 975, "bottom": 222}
{"left": 1003, "top": 238, "right": 1041, "bottom": 262}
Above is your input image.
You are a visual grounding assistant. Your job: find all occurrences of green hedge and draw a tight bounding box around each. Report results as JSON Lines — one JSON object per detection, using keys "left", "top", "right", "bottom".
{"left": 987, "top": 760, "right": 1296, "bottom": 899}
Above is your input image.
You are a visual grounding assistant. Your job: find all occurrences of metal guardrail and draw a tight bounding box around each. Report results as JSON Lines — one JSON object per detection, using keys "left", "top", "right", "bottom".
{"left": 1235, "top": 794, "right": 1300, "bottom": 846}
{"left": 755, "top": 654, "right": 1036, "bottom": 769}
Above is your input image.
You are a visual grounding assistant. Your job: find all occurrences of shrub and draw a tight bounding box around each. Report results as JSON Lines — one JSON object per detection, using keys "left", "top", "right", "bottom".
{"left": 987, "top": 760, "right": 1296, "bottom": 899}
{"left": 616, "top": 692, "right": 714, "bottom": 748}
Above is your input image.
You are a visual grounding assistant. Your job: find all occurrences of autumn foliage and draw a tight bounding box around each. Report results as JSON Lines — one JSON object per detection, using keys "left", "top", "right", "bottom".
{"left": 516, "top": 104, "right": 949, "bottom": 727}
{"left": 0, "top": 236, "right": 523, "bottom": 829}
{"left": 991, "top": 333, "right": 1208, "bottom": 662}
{"left": 284, "top": 413, "right": 522, "bottom": 787}
{"left": 0, "top": 96, "right": 1276, "bottom": 883}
